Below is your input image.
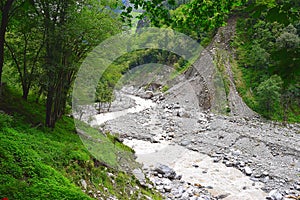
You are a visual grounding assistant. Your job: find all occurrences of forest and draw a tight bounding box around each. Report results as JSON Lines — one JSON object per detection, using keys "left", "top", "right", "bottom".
{"left": 0, "top": 0, "right": 299, "bottom": 199}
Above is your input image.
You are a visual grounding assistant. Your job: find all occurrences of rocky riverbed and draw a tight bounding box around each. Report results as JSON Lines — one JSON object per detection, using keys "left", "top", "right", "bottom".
{"left": 76, "top": 17, "right": 300, "bottom": 200}
{"left": 95, "top": 88, "right": 300, "bottom": 200}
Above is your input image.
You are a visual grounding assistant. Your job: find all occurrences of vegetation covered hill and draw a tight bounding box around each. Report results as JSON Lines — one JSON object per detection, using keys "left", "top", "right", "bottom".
{"left": 0, "top": 87, "right": 161, "bottom": 200}
{"left": 122, "top": 0, "right": 300, "bottom": 122}
{"left": 232, "top": 1, "right": 300, "bottom": 122}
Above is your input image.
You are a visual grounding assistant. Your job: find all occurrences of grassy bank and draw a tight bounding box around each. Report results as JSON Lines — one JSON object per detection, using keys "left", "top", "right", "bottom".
{"left": 0, "top": 87, "right": 161, "bottom": 200}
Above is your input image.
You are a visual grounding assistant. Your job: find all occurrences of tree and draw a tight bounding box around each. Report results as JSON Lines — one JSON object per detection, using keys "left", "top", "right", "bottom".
{"left": 0, "top": 0, "right": 15, "bottom": 85}
{"left": 247, "top": 43, "right": 270, "bottom": 68}
{"left": 272, "top": 24, "right": 300, "bottom": 79}
{"left": 5, "top": 2, "right": 45, "bottom": 99}
{"left": 95, "top": 81, "right": 114, "bottom": 113}
{"left": 256, "top": 75, "right": 283, "bottom": 116}
{"left": 32, "top": 0, "right": 121, "bottom": 127}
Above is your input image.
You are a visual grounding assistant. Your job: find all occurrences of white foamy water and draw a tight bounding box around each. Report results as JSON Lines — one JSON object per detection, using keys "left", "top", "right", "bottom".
{"left": 90, "top": 95, "right": 156, "bottom": 126}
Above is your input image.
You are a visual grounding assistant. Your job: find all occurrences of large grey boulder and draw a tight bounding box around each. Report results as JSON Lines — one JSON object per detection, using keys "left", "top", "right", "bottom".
{"left": 154, "top": 164, "right": 176, "bottom": 180}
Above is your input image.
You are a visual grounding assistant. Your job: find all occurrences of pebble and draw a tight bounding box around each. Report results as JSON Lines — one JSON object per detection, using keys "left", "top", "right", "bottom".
{"left": 181, "top": 140, "right": 191, "bottom": 146}
{"left": 244, "top": 166, "right": 252, "bottom": 176}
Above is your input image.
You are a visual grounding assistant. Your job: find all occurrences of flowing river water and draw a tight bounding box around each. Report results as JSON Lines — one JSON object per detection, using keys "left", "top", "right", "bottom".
{"left": 90, "top": 94, "right": 267, "bottom": 200}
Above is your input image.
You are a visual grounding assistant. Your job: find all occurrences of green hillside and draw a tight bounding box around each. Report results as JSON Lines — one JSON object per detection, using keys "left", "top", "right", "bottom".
{"left": 0, "top": 87, "right": 161, "bottom": 200}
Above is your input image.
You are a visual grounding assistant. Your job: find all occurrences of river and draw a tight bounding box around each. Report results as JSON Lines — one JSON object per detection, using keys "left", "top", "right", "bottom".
{"left": 90, "top": 93, "right": 267, "bottom": 199}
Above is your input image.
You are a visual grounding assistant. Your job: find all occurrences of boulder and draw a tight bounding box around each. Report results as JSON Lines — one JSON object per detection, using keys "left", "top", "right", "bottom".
{"left": 267, "top": 190, "right": 283, "bottom": 200}
{"left": 154, "top": 164, "right": 176, "bottom": 180}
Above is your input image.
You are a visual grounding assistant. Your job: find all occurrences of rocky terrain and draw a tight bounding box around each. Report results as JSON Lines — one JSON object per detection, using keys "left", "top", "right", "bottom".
{"left": 80, "top": 18, "right": 300, "bottom": 200}
{"left": 101, "top": 88, "right": 299, "bottom": 200}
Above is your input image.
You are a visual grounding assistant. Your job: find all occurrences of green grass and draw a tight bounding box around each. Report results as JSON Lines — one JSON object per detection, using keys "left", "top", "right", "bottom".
{"left": 0, "top": 87, "right": 162, "bottom": 200}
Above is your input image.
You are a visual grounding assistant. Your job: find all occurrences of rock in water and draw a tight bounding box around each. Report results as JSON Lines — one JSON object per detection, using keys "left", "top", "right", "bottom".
{"left": 267, "top": 190, "right": 283, "bottom": 200}
{"left": 154, "top": 164, "right": 176, "bottom": 180}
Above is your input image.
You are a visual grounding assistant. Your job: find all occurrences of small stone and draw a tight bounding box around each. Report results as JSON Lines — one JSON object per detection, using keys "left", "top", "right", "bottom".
{"left": 263, "top": 176, "right": 270, "bottom": 183}
{"left": 225, "top": 161, "right": 233, "bottom": 167}
{"left": 146, "top": 184, "right": 153, "bottom": 189}
{"left": 239, "top": 161, "right": 246, "bottom": 167}
{"left": 244, "top": 166, "right": 252, "bottom": 176}
{"left": 181, "top": 140, "right": 191, "bottom": 146}
{"left": 263, "top": 171, "right": 269, "bottom": 176}
{"left": 181, "top": 192, "right": 190, "bottom": 199}
{"left": 254, "top": 174, "right": 261, "bottom": 178}
{"left": 164, "top": 185, "right": 172, "bottom": 192}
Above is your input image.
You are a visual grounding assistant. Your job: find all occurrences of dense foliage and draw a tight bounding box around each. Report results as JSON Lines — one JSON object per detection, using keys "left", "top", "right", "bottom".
{"left": 233, "top": 0, "right": 300, "bottom": 122}
{"left": 122, "top": 0, "right": 246, "bottom": 43}
{"left": 1, "top": 0, "right": 122, "bottom": 127}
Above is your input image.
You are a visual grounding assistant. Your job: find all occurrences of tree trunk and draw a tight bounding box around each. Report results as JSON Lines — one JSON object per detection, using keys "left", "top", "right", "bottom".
{"left": 22, "top": 85, "right": 29, "bottom": 100}
{"left": 0, "top": 0, "right": 14, "bottom": 84}
{"left": 45, "top": 87, "right": 55, "bottom": 128}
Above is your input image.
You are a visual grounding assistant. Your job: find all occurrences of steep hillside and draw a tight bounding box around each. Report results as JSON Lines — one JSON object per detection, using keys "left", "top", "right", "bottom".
{"left": 0, "top": 87, "right": 161, "bottom": 200}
